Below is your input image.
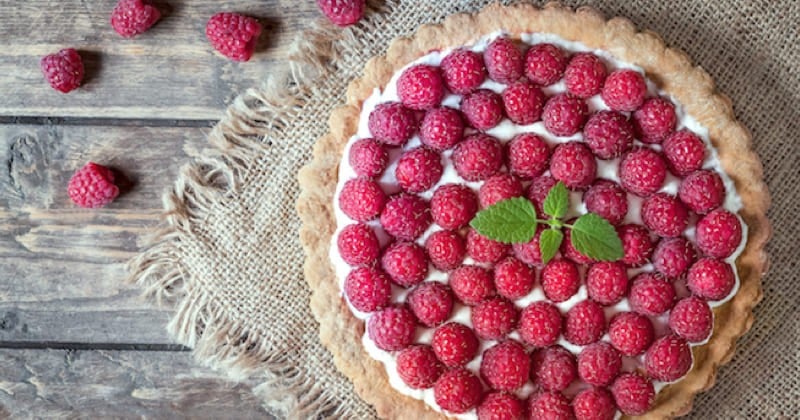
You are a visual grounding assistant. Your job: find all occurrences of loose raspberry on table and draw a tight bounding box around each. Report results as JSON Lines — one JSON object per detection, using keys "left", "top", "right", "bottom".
{"left": 206, "top": 12, "right": 262, "bottom": 62}
{"left": 662, "top": 130, "right": 706, "bottom": 177}
{"left": 608, "top": 312, "right": 655, "bottom": 356}
{"left": 583, "top": 180, "right": 628, "bottom": 225}
{"left": 687, "top": 257, "right": 735, "bottom": 300}
{"left": 441, "top": 49, "right": 487, "bottom": 94}
{"left": 502, "top": 81, "right": 546, "bottom": 125}
{"left": 601, "top": 69, "right": 647, "bottom": 112}
{"left": 452, "top": 133, "right": 504, "bottom": 181}
{"left": 586, "top": 261, "right": 629, "bottom": 305}
{"left": 111, "top": 0, "right": 161, "bottom": 38}
{"left": 679, "top": 170, "right": 725, "bottom": 214}
{"left": 348, "top": 138, "right": 388, "bottom": 178}
{"left": 541, "top": 259, "right": 581, "bottom": 303}
{"left": 449, "top": 265, "right": 495, "bottom": 305}
{"left": 337, "top": 223, "right": 380, "bottom": 266}
{"left": 367, "top": 305, "right": 417, "bottom": 351}
{"left": 512, "top": 226, "right": 545, "bottom": 266}
{"left": 381, "top": 241, "right": 428, "bottom": 287}
{"left": 317, "top": 0, "right": 365, "bottom": 26}
{"left": 524, "top": 43, "right": 568, "bottom": 86}
{"left": 619, "top": 148, "right": 668, "bottom": 197}
{"left": 344, "top": 266, "right": 391, "bottom": 312}
{"left": 466, "top": 228, "right": 510, "bottom": 264}
{"left": 611, "top": 373, "right": 655, "bottom": 416}
{"left": 653, "top": 237, "right": 696, "bottom": 278}
{"left": 531, "top": 345, "right": 577, "bottom": 392}
{"left": 528, "top": 391, "right": 572, "bottom": 420}
{"left": 425, "top": 230, "right": 466, "bottom": 271}
{"left": 397, "top": 64, "right": 446, "bottom": 110}
{"left": 617, "top": 224, "right": 655, "bottom": 267}
{"left": 549, "top": 141, "right": 597, "bottom": 189}
{"left": 695, "top": 209, "right": 743, "bottom": 258}
{"left": 633, "top": 97, "right": 677, "bottom": 144}
{"left": 479, "top": 174, "right": 524, "bottom": 208}
{"left": 433, "top": 368, "right": 484, "bottom": 414}
{"left": 67, "top": 162, "right": 119, "bottom": 208}
{"left": 583, "top": 111, "right": 635, "bottom": 159}
{"left": 407, "top": 282, "right": 454, "bottom": 327}
{"left": 564, "top": 52, "right": 607, "bottom": 98}
{"left": 564, "top": 300, "right": 606, "bottom": 346}
{"left": 430, "top": 184, "right": 478, "bottom": 230}
{"left": 561, "top": 225, "right": 596, "bottom": 265}
{"left": 669, "top": 296, "right": 714, "bottom": 342}
{"left": 432, "top": 322, "right": 479, "bottom": 367}
{"left": 493, "top": 256, "right": 535, "bottom": 300}
{"left": 641, "top": 193, "right": 690, "bottom": 238}
{"left": 397, "top": 345, "right": 444, "bottom": 389}
{"left": 471, "top": 297, "right": 518, "bottom": 340}
{"left": 379, "top": 193, "right": 431, "bottom": 240}
{"left": 480, "top": 340, "right": 530, "bottom": 391}
{"left": 572, "top": 387, "right": 616, "bottom": 420}
{"left": 543, "top": 93, "right": 589, "bottom": 137}
{"left": 395, "top": 147, "right": 443, "bottom": 193}
{"left": 518, "top": 301, "right": 562, "bottom": 347}
{"left": 525, "top": 175, "right": 558, "bottom": 215}
{"left": 484, "top": 37, "right": 524, "bottom": 84}
{"left": 477, "top": 392, "right": 525, "bottom": 420}
{"left": 507, "top": 133, "right": 550, "bottom": 180}
{"left": 41, "top": 48, "right": 84, "bottom": 93}
{"left": 578, "top": 342, "right": 622, "bottom": 386}
{"left": 462, "top": 89, "right": 505, "bottom": 131}
{"left": 368, "top": 102, "right": 417, "bottom": 146}
{"left": 420, "top": 107, "right": 465, "bottom": 151}
{"left": 629, "top": 273, "right": 676, "bottom": 315}
{"left": 644, "top": 335, "right": 693, "bottom": 382}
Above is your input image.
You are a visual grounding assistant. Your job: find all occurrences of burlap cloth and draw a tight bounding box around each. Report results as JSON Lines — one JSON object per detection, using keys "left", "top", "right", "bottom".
{"left": 127, "top": 1, "right": 798, "bottom": 418}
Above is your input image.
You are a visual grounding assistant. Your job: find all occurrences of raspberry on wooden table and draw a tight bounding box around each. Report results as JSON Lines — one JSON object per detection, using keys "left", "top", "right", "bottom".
{"left": 564, "top": 52, "right": 607, "bottom": 98}
{"left": 619, "top": 148, "right": 668, "bottom": 197}
{"left": 629, "top": 273, "right": 676, "bottom": 316}
{"left": 380, "top": 241, "right": 428, "bottom": 287}
{"left": 669, "top": 296, "right": 713, "bottom": 342}
{"left": 608, "top": 312, "right": 655, "bottom": 356}
{"left": 578, "top": 342, "right": 622, "bottom": 386}
{"left": 633, "top": 97, "right": 677, "bottom": 144}
{"left": 507, "top": 133, "right": 550, "bottom": 180}
{"left": 564, "top": 300, "right": 606, "bottom": 346}
{"left": 572, "top": 387, "right": 616, "bottom": 420}
{"left": 617, "top": 224, "right": 655, "bottom": 267}
{"left": 601, "top": 69, "right": 647, "bottom": 112}
{"left": 531, "top": 345, "right": 577, "bottom": 392}
{"left": 430, "top": 184, "right": 478, "bottom": 230}
{"left": 466, "top": 228, "right": 511, "bottom": 264}
{"left": 317, "top": 0, "right": 365, "bottom": 26}
{"left": 462, "top": 89, "right": 505, "bottom": 131}
{"left": 502, "top": 80, "right": 546, "bottom": 125}
{"left": 337, "top": 223, "right": 380, "bottom": 266}
{"left": 338, "top": 178, "right": 386, "bottom": 221}
{"left": 452, "top": 133, "right": 504, "bottom": 181}
{"left": 543, "top": 93, "right": 589, "bottom": 137}
{"left": 111, "top": 0, "right": 161, "bottom": 38}
{"left": 433, "top": 368, "right": 484, "bottom": 414}
{"left": 367, "top": 102, "right": 417, "bottom": 146}
{"left": 440, "top": 49, "right": 487, "bottom": 94}
{"left": 586, "top": 261, "right": 629, "bottom": 305}
{"left": 652, "top": 237, "right": 696, "bottom": 278}
{"left": 524, "top": 43, "right": 568, "bottom": 86}
{"left": 512, "top": 226, "right": 545, "bottom": 266}
{"left": 583, "top": 110, "right": 635, "bottom": 159}
{"left": 379, "top": 193, "right": 431, "bottom": 241}
{"left": 479, "top": 174, "right": 524, "bottom": 208}
{"left": 367, "top": 305, "right": 417, "bottom": 351}
{"left": 395, "top": 147, "right": 443, "bottom": 193}
{"left": 641, "top": 193, "right": 690, "bottom": 238}
{"left": 525, "top": 175, "right": 557, "bottom": 215}
{"left": 528, "top": 391, "right": 573, "bottom": 420}
{"left": 432, "top": 322, "right": 479, "bottom": 367}
{"left": 449, "top": 265, "right": 495, "bottom": 306}
{"left": 348, "top": 138, "right": 388, "bottom": 178}
{"left": 480, "top": 340, "right": 530, "bottom": 391}
{"left": 549, "top": 142, "right": 597, "bottom": 189}
{"left": 397, "top": 64, "right": 446, "bottom": 110}
{"left": 644, "top": 335, "right": 693, "bottom": 382}
{"left": 471, "top": 297, "right": 518, "bottom": 340}
{"left": 611, "top": 373, "right": 655, "bottom": 415}
{"left": 396, "top": 345, "right": 444, "bottom": 389}
{"left": 344, "top": 266, "right": 391, "bottom": 312}
{"left": 41, "top": 48, "right": 84, "bottom": 93}
{"left": 687, "top": 257, "right": 735, "bottom": 300}
{"left": 407, "top": 282, "right": 454, "bottom": 327}
{"left": 662, "top": 130, "right": 706, "bottom": 176}
{"left": 205, "top": 12, "right": 262, "bottom": 62}
{"left": 679, "top": 170, "right": 725, "bottom": 214}
{"left": 518, "top": 301, "right": 562, "bottom": 347}
{"left": 476, "top": 392, "right": 525, "bottom": 420}
{"left": 484, "top": 37, "right": 524, "bottom": 84}
{"left": 67, "top": 162, "right": 119, "bottom": 208}
{"left": 695, "top": 209, "right": 743, "bottom": 258}
{"left": 541, "top": 259, "right": 581, "bottom": 303}
{"left": 425, "top": 230, "right": 466, "bottom": 271}
{"left": 420, "top": 107, "right": 465, "bottom": 151}
{"left": 583, "top": 180, "right": 628, "bottom": 225}
{"left": 493, "top": 256, "right": 535, "bottom": 300}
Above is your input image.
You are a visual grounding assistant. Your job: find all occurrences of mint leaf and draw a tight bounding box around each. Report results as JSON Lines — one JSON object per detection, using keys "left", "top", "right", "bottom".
{"left": 539, "top": 228, "right": 563, "bottom": 264}
{"left": 470, "top": 197, "right": 538, "bottom": 244}
{"left": 570, "top": 213, "right": 624, "bottom": 261}
{"left": 543, "top": 181, "right": 569, "bottom": 219}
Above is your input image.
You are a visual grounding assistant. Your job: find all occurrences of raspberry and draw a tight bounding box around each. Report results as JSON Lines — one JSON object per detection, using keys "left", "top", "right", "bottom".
{"left": 344, "top": 266, "right": 391, "bottom": 312}
{"left": 111, "top": 0, "right": 161, "bottom": 38}
{"left": 205, "top": 13, "right": 262, "bottom": 62}
{"left": 528, "top": 391, "right": 572, "bottom": 420}
{"left": 432, "top": 322, "right": 479, "bottom": 367}
{"left": 524, "top": 43, "right": 568, "bottom": 86}
{"left": 480, "top": 340, "right": 530, "bottom": 391}
{"left": 608, "top": 312, "right": 655, "bottom": 356}
{"left": 564, "top": 300, "right": 606, "bottom": 346}
{"left": 397, "top": 64, "right": 446, "bottom": 110}
{"left": 618, "top": 148, "right": 668, "bottom": 197}
{"left": 452, "top": 134, "right": 504, "bottom": 181}
{"left": 396, "top": 345, "right": 444, "bottom": 389}
{"left": 583, "top": 180, "right": 628, "bottom": 225}
{"left": 644, "top": 335, "right": 693, "bottom": 382}
{"left": 502, "top": 81, "right": 546, "bottom": 125}
{"left": 379, "top": 193, "right": 431, "bottom": 240}
{"left": 41, "top": 48, "right": 84, "bottom": 93}
{"left": 617, "top": 224, "right": 655, "bottom": 267}
{"left": 381, "top": 241, "right": 429, "bottom": 287}
{"left": 471, "top": 297, "right": 518, "bottom": 340}
{"left": 67, "top": 162, "right": 119, "bottom": 208}
{"left": 669, "top": 296, "right": 714, "bottom": 342}
{"left": 572, "top": 387, "right": 616, "bottom": 420}
{"left": 368, "top": 102, "right": 417, "bottom": 146}
{"left": 601, "top": 69, "right": 647, "bottom": 112}
{"left": 518, "top": 301, "right": 562, "bottom": 347}
{"left": 531, "top": 345, "right": 577, "bottom": 392}
{"left": 316, "top": 0, "right": 365, "bottom": 26}
{"left": 479, "top": 174, "right": 524, "bottom": 208}
{"left": 641, "top": 193, "right": 690, "bottom": 238}
{"left": 695, "top": 209, "right": 743, "bottom": 258}
{"left": 430, "top": 184, "right": 478, "bottom": 230}
{"left": 561, "top": 225, "right": 596, "bottom": 265}
{"left": 687, "top": 257, "right": 735, "bottom": 300}
{"left": 337, "top": 223, "right": 380, "bottom": 266}
{"left": 477, "top": 392, "right": 525, "bottom": 420}
{"left": 462, "top": 89, "right": 504, "bottom": 131}
{"left": 653, "top": 237, "right": 697, "bottom": 278}
{"left": 466, "top": 229, "right": 510, "bottom": 264}
{"left": 433, "top": 368, "right": 484, "bottom": 414}
{"left": 484, "top": 37, "right": 524, "bottom": 84}
{"left": 633, "top": 97, "right": 677, "bottom": 144}
{"left": 407, "top": 282, "right": 454, "bottom": 327}
{"left": 586, "top": 262, "right": 629, "bottom": 305}
{"left": 348, "top": 138, "right": 388, "bottom": 178}
{"left": 420, "top": 107, "right": 465, "bottom": 151}
{"left": 525, "top": 175, "right": 558, "bottom": 215}
{"left": 663, "top": 130, "right": 706, "bottom": 177}
{"left": 441, "top": 49, "right": 486, "bottom": 94}
{"left": 564, "top": 53, "right": 607, "bottom": 98}
{"left": 578, "top": 342, "right": 622, "bottom": 386}
{"left": 367, "top": 305, "right": 417, "bottom": 351}
{"left": 425, "top": 230, "right": 466, "bottom": 271}
{"left": 549, "top": 142, "right": 597, "bottom": 189}
{"left": 493, "top": 257, "right": 535, "bottom": 300}
{"left": 512, "top": 226, "right": 545, "bottom": 266}
{"left": 543, "top": 93, "right": 589, "bottom": 137}
{"left": 449, "top": 265, "right": 495, "bottom": 305}
{"left": 395, "top": 147, "right": 443, "bottom": 193}
{"left": 507, "top": 133, "right": 550, "bottom": 180}
{"left": 541, "top": 259, "right": 581, "bottom": 303}
{"left": 610, "top": 373, "right": 655, "bottom": 415}
{"left": 679, "top": 170, "right": 725, "bottom": 214}
{"left": 583, "top": 111, "right": 635, "bottom": 159}
{"left": 629, "top": 273, "right": 676, "bottom": 315}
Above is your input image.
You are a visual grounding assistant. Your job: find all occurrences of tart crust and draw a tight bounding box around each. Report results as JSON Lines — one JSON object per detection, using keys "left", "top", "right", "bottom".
{"left": 297, "top": 2, "right": 771, "bottom": 419}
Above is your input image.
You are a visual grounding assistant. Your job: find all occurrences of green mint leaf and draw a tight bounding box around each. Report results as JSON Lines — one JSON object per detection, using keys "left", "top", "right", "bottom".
{"left": 469, "top": 197, "right": 538, "bottom": 244}
{"left": 543, "top": 181, "right": 569, "bottom": 219}
{"left": 570, "top": 213, "right": 624, "bottom": 261}
{"left": 539, "top": 228, "right": 564, "bottom": 264}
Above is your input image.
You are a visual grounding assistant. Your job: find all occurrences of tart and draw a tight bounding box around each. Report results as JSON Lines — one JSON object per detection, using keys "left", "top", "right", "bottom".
{"left": 298, "top": 3, "right": 770, "bottom": 419}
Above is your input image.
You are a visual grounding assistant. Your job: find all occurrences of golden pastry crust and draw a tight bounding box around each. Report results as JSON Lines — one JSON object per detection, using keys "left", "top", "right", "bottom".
{"left": 297, "top": 2, "right": 771, "bottom": 419}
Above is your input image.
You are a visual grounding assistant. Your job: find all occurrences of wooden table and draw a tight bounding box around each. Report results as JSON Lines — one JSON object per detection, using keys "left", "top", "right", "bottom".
{"left": 0, "top": 1, "right": 318, "bottom": 416}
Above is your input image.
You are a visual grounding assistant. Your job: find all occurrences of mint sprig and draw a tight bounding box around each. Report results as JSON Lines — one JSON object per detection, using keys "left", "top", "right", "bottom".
{"left": 469, "top": 197, "right": 538, "bottom": 244}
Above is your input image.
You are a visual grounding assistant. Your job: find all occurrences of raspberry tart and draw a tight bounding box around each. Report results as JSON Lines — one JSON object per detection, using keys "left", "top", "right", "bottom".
{"left": 298, "top": 3, "right": 770, "bottom": 419}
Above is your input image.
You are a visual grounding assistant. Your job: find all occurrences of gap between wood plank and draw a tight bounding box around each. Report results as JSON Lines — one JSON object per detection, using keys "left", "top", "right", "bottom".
{"left": 0, "top": 116, "right": 217, "bottom": 127}
{"left": 0, "top": 341, "right": 188, "bottom": 351}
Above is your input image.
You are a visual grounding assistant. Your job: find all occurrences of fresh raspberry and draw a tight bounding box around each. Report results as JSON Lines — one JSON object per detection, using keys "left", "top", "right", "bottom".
{"left": 433, "top": 368, "right": 484, "bottom": 414}
{"left": 641, "top": 193, "right": 690, "bottom": 238}
{"left": 41, "top": 48, "right": 84, "bottom": 93}
{"left": 695, "top": 209, "right": 743, "bottom": 258}
{"left": 531, "top": 345, "right": 577, "bottom": 392}
{"left": 583, "top": 111, "right": 635, "bottom": 159}
{"left": 462, "top": 89, "right": 504, "bottom": 131}
{"left": 507, "top": 133, "right": 550, "bottom": 180}
{"left": 440, "top": 49, "right": 486, "bottom": 94}
{"left": 67, "top": 162, "right": 119, "bottom": 208}
{"left": 578, "top": 342, "right": 622, "bottom": 386}
{"left": 452, "top": 134, "right": 504, "bottom": 181}
{"left": 493, "top": 257, "right": 535, "bottom": 300}
{"left": 617, "top": 224, "right": 655, "bottom": 267}
{"left": 349, "top": 138, "right": 388, "bottom": 178}
{"left": 407, "top": 282, "right": 454, "bottom": 327}
{"left": 662, "top": 130, "right": 706, "bottom": 177}
{"left": 430, "top": 184, "right": 478, "bottom": 230}
{"left": 466, "top": 229, "right": 510, "bottom": 264}
{"left": 601, "top": 69, "right": 647, "bottom": 112}
{"left": 367, "top": 305, "right": 417, "bottom": 351}
{"left": 395, "top": 147, "right": 443, "bottom": 193}
{"left": 471, "top": 297, "right": 518, "bottom": 340}
{"left": 586, "top": 262, "right": 629, "bottom": 305}
{"left": 619, "top": 148, "right": 668, "bottom": 197}
{"left": 379, "top": 193, "right": 431, "bottom": 240}
{"left": 629, "top": 273, "right": 676, "bottom": 315}
{"left": 583, "top": 180, "right": 628, "bottom": 225}
{"left": 679, "top": 170, "right": 725, "bottom": 214}
{"left": 608, "top": 312, "right": 655, "bottom": 356}
{"left": 477, "top": 392, "right": 525, "bottom": 420}
{"left": 397, "top": 64, "right": 446, "bottom": 110}
{"left": 344, "top": 266, "right": 391, "bottom": 312}
{"left": 525, "top": 175, "right": 558, "bottom": 215}
{"left": 337, "top": 223, "right": 380, "bottom": 266}
{"left": 368, "top": 102, "right": 417, "bottom": 146}
{"left": 480, "top": 340, "right": 530, "bottom": 391}
{"left": 316, "top": 0, "right": 365, "bottom": 26}
{"left": 518, "top": 301, "right": 562, "bottom": 347}
{"left": 687, "top": 257, "right": 735, "bottom": 300}
{"left": 561, "top": 225, "right": 596, "bottom": 265}
{"left": 549, "top": 142, "right": 597, "bottom": 189}
{"left": 502, "top": 81, "right": 546, "bottom": 125}
{"left": 644, "top": 335, "right": 693, "bottom": 382}
{"left": 610, "top": 373, "right": 655, "bottom": 416}
{"left": 396, "top": 345, "right": 444, "bottom": 389}
{"left": 479, "top": 174, "right": 524, "bottom": 208}
{"left": 528, "top": 391, "right": 572, "bottom": 420}
{"left": 432, "top": 322, "right": 479, "bottom": 367}
{"left": 572, "top": 387, "right": 616, "bottom": 420}
{"left": 381, "top": 241, "right": 429, "bottom": 287}
{"left": 633, "top": 97, "right": 677, "bottom": 144}
{"left": 653, "top": 237, "right": 697, "bottom": 278}
{"left": 420, "top": 107, "right": 465, "bottom": 151}
{"left": 524, "top": 43, "right": 568, "bottom": 86}
{"left": 564, "top": 300, "right": 606, "bottom": 346}
{"left": 205, "top": 13, "right": 262, "bottom": 62}
{"left": 541, "top": 259, "right": 581, "bottom": 303}
{"left": 425, "top": 230, "right": 466, "bottom": 271}
{"left": 543, "top": 93, "right": 589, "bottom": 137}
{"left": 449, "top": 265, "right": 495, "bottom": 305}
{"left": 512, "top": 226, "right": 545, "bottom": 266}
{"left": 669, "top": 296, "right": 714, "bottom": 342}
{"left": 111, "top": 0, "right": 160, "bottom": 38}
{"left": 484, "top": 37, "right": 524, "bottom": 84}
{"left": 564, "top": 53, "right": 607, "bottom": 98}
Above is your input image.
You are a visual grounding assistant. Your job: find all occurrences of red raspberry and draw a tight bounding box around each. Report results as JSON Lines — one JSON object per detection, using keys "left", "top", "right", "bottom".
{"left": 610, "top": 373, "right": 655, "bottom": 416}
{"left": 524, "top": 43, "right": 568, "bottom": 86}
{"left": 653, "top": 237, "right": 697, "bottom": 278}
{"left": 669, "top": 296, "right": 714, "bottom": 342}
{"left": 205, "top": 13, "right": 262, "bottom": 62}
{"left": 407, "top": 282, "right": 454, "bottom": 327}
{"left": 111, "top": 0, "right": 161, "bottom": 38}
{"left": 449, "top": 265, "right": 495, "bottom": 305}
{"left": 525, "top": 175, "right": 558, "bottom": 215}
{"left": 584, "top": 180, "right": 628, "bottom": 225}
{"left": 586, "top": 262, "right": 629, "bottom": 305}
{"left": 572, "top": 387, "right": 616, "bottom": 420}
{"left": 550, "top": 142, "right": 597, "bottom": 189}
{"left": 564, "top": 300, "right": 606, "bottom": 346}
{"left": 348, "top": 138, "right": 388, "bottom": 178}
{"left": 564, "top": 53, "right": 607, "bottom": 98}
{"left": 433, "top": 368, "right": 484, "bottom": 414}
{"left": 484, "top": 37, "right": 524, "bottom": 84}
{"left": 663, "top": 130, "right": 706, "bottom": 177}
{"left": 578, "top": 342, "right": 622, "bottom": 386}
{"left": 531, "top": 345, "right": 577, "bottom": 392}
{"left": 633, "top": 97, "right": 677, "bottom": 144}
{"left": 381, "top": 241, "right": 428, "bottom": 287}
{"left": 619, "top": 148, "right": 667, "bottom": 197}
{"left": 479, "top": 174, "right": 524, "bottom": 208}
{"left": 644, "top": 335, "right": 693, "bottom": 381}
{"left": 337, "top": 223, "right": 380, "bottom": 265}
{"left": 466, "top": 229, "right": 510, "bottom": 264}
{"left": 679, "top": 170, "right": 725, "bottom": 214}
{"left": 344, "top": 266, "right": 391, "bottom": 312}
{"left": 695, "top": 209, "right": 743, "bottom": 258}
{"left": 379, "top": 193, "right": 431, "bottom": 240}
{"left": 420, "top": 107, "right": 464, "bottom": 151}
{"left": 316, "top": 0, "right": 365, "bottom": 26}
{"left": 452, "top": 134, "right": 504, "bottom": 181}
{"left": 518, "top": 301, "right": 562, "bottom": 347}
{"left": 502, "top": 81, "right": 546, "bottom": 125}
{"left": 629, "top": 273, "right": 676, "bottom": 315}
{"left": 601, "top": 69, "right": 647, "bottom": 112}
{"left": 512, "top": 226, "right": 545, "bottom": 266}
{"left": 477, "top": 392, "right": 525, "bottom": 420}
{"left": 687, "top": 257, "right": 735, "bottom": 300}
{"left": 397, "top": 64, "right": 446, "bottom": 110}
{"left": 441, "top": 49, "right": 486, "bottom": 94}
{"left": 507, "top": 133, "right": 550, "bottom": 180}
{"left": 67, "top": 162, "right": 119, "bottom": 208}
{"left": 430, "top": 184, "right": 478, "bottom": 230}
{"left": 493, "top": 257, "right": 535, "bottom": 300}
{"left": 583, "top": 111, "right": 634, "bottom": 159}
{"left": 541, "top": 259, "right": 581, "bottom": 303}
{"left": 543, "top": 93, "right": 589, "bottom": 137}
{"left": 471, "top": 297, "right": 518, "bottom": 340}
{"left": 480, "top": 340, "right": 530, "bottom": 391}
{"left": 608, "top": 312, "right": 654, "bottom": 356}
{"left": 617, "top": 224, "right": 655, "bottom": 267}
{"left": 395, "top": 147, "right": 443, "bottom": 193}
{"left": 432, "top": 322, "right": 479, "bottom": 367}
{"left": 396, "top": 345, "right": 444, "bottom": 389}
{"left": 528, "top": 391, "right": 572, "bottom": 420}
{"left": 462, "top": 89, "right": 504, "bottom": 131}
{"left": 425, "top": 230, "right": 466, "bottom": 271}
{"left": 368, "top": 102, "right": 417, "bottom": 146}
{"left": 41, "top": 48, "right": 84, "bottom": 93}
{"left": 367, "top": 305, "right": 416, "bottom": 351}
{"left": 561, "top": 225, "right": 596, "bottom": 265}
{"left": 641, "top": 193, "right": 690, "bottom": 238}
